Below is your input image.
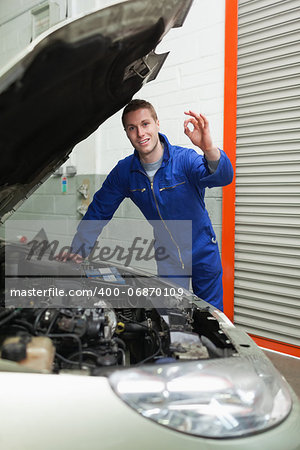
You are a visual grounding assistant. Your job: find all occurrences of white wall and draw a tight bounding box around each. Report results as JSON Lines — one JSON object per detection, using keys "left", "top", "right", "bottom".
{"left": 73, "top": 0, "right": 226, "bottom": 174}
{"left": 67, "top": 0, "right": 127, "bottom": 16}
{"left": 0, "top": 0, "right": 67, "bottom": 68}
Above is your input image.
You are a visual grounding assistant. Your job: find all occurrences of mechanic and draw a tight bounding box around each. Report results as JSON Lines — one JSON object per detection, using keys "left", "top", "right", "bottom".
{"left": 67, "top": 99, "right": 233, "bottom": 310}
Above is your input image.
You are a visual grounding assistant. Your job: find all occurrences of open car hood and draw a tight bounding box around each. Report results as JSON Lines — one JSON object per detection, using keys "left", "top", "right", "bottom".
{"left": 0, "top": 0, "right": 193, "bottom": 223}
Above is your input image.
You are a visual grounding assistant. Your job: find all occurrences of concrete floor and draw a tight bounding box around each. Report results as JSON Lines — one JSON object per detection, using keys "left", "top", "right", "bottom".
{"left": 263, "top": 349, "right": 300, "bottom": 399}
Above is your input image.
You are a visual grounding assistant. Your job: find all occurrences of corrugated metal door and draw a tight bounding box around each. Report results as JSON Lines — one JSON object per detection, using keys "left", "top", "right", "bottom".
{"left": 234, "top": 0, "right": 300, "bottom": 346}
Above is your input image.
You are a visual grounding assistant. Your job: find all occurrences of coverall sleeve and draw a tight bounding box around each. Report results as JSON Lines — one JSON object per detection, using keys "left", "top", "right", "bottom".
{"left": 184, "top": 148, "right": 234, "bottom": 189}
{"left": 71, "top": 163, "right": 127, "bottom": 257}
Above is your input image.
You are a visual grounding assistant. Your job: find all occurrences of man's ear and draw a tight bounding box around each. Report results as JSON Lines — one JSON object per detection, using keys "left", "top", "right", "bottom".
{"left": 156, "top": 119, "right": 160, "bottom": 129}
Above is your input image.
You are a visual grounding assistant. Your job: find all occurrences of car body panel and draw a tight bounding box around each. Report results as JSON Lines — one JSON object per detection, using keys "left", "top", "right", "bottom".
{"left": 0, "top": 371, "right": 299, "bottom": 450}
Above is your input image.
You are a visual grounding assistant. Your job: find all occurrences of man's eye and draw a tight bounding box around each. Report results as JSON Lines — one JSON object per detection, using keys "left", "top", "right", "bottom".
{"left": 143, "top": 122, "right": 149, "bottom": 126}
{"left": 128, "top": 126, "right": 134, "bottom": 131}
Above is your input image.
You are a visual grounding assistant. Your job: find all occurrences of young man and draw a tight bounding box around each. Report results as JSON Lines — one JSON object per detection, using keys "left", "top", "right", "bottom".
{"left": 70, "top": 99, "right": 233, "bottom": 310}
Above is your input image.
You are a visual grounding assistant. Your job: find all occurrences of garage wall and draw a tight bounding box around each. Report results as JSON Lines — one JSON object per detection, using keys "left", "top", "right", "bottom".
{"left": 1, "top": 0, "right": 227, "bottom": 272}
{"left": 0, "top": 0, "right": 68, "bottom": 68}
{"left": 233, "top": 0, "right": 300, "bottom": 348}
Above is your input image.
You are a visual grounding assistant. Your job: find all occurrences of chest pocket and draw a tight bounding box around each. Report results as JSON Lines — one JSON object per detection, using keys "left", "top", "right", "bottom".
{"left": 129, "top": 187, "right": 146, "bottom": 193}
{"left": 128, "top": 187, "right": 148, "bottom": 207}
{"left": 159, "top": 181, "right": 186, "bottom": 192}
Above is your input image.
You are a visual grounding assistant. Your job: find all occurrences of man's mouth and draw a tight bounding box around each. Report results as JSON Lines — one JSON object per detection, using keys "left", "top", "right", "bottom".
{"left": 138, "top": 138, "right": 150, "bottom": 145}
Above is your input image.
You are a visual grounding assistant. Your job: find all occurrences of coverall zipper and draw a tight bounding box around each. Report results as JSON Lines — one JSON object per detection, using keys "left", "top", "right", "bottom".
{"left": 150, "top": 177, "right": 185, "bottom": 270}
{"left": 135, "top": 169, "right": 185, "bottom": 270}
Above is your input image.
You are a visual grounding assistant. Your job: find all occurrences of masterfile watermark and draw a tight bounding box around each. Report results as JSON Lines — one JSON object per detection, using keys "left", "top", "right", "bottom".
{"left": 4, "top": 218, "right": 193, "bottom": 308}
{"left": 5, "top": 219, "right": 192, "bottom": 277}
{"left": 26, "top": 236, "right": 169, "bottom": 267}
{"left": 6, "top": 280, "right": 192, "bottom": 309}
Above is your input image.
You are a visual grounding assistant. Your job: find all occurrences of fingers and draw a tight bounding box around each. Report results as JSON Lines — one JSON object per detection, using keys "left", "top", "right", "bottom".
{"left": 183, "top": 117, "right": 197, "bottom": 137}
{"left": 55, "top": 252, "right": 83, "bottom": 263}
{"left": 184, "top": 117, "right": 197, "bottom": 129}
{"left": 184, "top": 110, "right": 207, "bottom": 120}
{"left": 183, "top": 115, "right": 202, "bottom": 138}
{"left": 184, "top": 125, "right": 191, "bottom": 138}
{"left": 54, "top": 252, "right": 64, "bottom": 262}
{"left": 199, "top": 113, "right": 209, "bottom": 128}
{"left": 73, "top": 254, "right": 83, "bottom": 264}
{"left": 55, "top": 252, "right": 68, "bottom": 262}
{"left": 184, "top": 110, "right": 208, "bottom": 128}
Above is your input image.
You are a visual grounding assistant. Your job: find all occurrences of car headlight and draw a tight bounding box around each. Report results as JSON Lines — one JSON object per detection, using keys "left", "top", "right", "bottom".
{"left": 109, "top": 357, "right": 292, "bottom": 438}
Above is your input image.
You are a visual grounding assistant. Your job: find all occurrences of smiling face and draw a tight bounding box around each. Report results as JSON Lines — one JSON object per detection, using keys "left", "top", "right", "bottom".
{"left": 123, "top": 108, "right": 163, "bottom": 163}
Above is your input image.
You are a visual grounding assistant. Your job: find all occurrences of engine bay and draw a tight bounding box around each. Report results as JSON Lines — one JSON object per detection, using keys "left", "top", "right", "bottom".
{"left": 0, "top": 241, "right": 236, "bottom": 375}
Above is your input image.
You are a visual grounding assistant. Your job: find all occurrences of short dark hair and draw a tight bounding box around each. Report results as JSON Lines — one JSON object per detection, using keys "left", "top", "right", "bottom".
{"left": 122, "top": 99, "right": 158, "bottom": 127}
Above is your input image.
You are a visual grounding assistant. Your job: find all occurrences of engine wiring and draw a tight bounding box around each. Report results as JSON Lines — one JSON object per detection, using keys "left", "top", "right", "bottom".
{"left": 118, "top": 313, "right": 164, "bottom": 366}
{"left": 0, "top": 308, "right": 21, "bottom": 326}
{"left": 47, "top": 333, "right": 83, "bottom": 369}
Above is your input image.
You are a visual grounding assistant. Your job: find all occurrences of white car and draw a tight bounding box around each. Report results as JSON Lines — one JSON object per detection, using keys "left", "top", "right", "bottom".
{"left": 0, "top": 1, "right": 299, "bottom": 449}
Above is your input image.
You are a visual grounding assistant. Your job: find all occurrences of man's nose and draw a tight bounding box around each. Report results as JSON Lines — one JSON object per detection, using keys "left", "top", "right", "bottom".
{"left": 137, "top": 126, "right": 144, "bottom": 137}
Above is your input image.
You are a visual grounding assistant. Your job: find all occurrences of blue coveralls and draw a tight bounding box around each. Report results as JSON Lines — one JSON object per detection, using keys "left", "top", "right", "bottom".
{"left": 71, "top": 133, "right": 234, "bottom": 310}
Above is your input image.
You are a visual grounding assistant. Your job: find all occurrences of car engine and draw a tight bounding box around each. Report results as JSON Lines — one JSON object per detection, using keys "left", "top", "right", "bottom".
{"left": 0, "top": 241, "right": 236, "bottom": 375}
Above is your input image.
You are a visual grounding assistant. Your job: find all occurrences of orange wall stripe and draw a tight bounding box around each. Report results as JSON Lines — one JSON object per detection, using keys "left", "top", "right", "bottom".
{"left": 249, "top": 334, "right": 300, "bottom": 359}
{"left": 222, "top": 0, "right": 238, "bottom": 321}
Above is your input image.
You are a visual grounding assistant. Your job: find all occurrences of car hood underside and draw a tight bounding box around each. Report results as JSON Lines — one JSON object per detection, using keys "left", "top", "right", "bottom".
{"left": 0, "top": 0, "right": 193, "bottom": 223}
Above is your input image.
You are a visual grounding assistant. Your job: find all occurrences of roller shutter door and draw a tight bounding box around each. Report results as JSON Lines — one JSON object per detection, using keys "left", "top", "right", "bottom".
{"left": 234, "top": 0, "right": 300, "bottom": 346}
